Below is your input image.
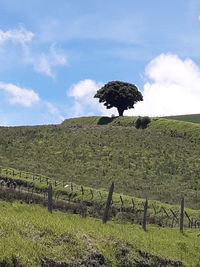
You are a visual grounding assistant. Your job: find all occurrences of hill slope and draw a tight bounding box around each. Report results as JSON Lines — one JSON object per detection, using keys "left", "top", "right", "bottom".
{"left": 0, "top": 116, "right": 200, "bottom": 208}
{"left": 164, "top": 114, "right": 200, "bottom": 124}
{"left": 1, "top": 200, "right": 199, "bottom": 266}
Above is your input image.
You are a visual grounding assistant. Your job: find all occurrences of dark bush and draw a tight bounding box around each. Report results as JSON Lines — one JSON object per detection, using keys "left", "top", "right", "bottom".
{"left": 135, "top": 116, "right": 151, "bottom": 129}
{"left": 141, "top": 116, "right": 151, "bottom": 128}
{"left": 135, "top": 117, "right": 142, "bottom": 129}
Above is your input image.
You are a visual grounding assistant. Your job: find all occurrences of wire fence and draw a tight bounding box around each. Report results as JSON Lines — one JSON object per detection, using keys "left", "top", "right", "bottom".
{"left": 0, "top": 166, "right": 200, "bottom": 231}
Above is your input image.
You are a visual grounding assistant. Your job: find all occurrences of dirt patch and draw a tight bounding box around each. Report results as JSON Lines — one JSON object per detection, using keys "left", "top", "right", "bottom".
{"left": 41, "top": 251, "right": 105, "bottom": 267}
{"left": 135, "top": 250, "right": 186, "bottom": 267}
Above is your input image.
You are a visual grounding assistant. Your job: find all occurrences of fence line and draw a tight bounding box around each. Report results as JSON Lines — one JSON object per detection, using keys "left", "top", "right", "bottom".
{"left": 0, "top": 167, "right": 200, "bottom": 229}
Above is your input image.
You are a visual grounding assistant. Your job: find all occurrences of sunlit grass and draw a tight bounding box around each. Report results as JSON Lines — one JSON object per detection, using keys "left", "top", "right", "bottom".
{"left": 1, "top": 200, "right": 200, "bottom": 266}
{"left": 0, "top": 117, "right": 199, "bottom": 208}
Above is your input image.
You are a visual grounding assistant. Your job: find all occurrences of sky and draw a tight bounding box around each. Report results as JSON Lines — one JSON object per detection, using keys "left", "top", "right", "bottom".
{"left": 1, "top": 0, "right": 200, "bottom": 125}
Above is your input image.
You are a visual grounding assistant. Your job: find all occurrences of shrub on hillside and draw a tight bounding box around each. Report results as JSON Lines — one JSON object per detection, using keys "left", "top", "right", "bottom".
{"left": 135, "top": 116, "right": 142, "bottom": 129}
{"left": 135, "top": 116, "right": 151, "bottom": 129}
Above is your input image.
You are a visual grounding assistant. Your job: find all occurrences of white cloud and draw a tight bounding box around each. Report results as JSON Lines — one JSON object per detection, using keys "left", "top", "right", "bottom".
{"left": 69, "top": 55, "right": 200, "bottom": 118}
{"left": 44, "top": 101, "right": 65, "bottom": 122}
{"left": 0, "top": 82, "right": 40, "bottom": 107}
{"left": 0, "top": 26, "right": 34, "bottom": 44}
{"left": 69, "top": 79, "right": 102, "bottom": 99}
{"left": 0, "top": 26, "right": 67, "bottom": 79}
{"left": 68, "top": 79, "right": 117, "bottom": 117}
{"left": 130, "top": 53, "right": 200, "bottom": 116}
{"left": 23, "top": 44, "right": 67, "bottom": 78}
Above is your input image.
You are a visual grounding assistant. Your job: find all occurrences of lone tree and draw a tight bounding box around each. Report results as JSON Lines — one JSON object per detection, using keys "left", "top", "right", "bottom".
{"left": 94, "top": 81, "right": 143, "bottom": 116}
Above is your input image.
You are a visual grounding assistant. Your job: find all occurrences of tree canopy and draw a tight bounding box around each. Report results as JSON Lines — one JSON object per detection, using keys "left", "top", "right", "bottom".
{"left": 94, "top": 80, "right": 143, "bottom": 116}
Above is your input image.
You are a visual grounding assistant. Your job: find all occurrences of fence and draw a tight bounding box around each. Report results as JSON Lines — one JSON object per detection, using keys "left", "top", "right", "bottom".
{"left": 0, "top": 166, "right": 200, "bottom": 232}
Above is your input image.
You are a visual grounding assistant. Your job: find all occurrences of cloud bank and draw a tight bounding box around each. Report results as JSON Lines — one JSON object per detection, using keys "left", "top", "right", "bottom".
{"left": 0, "top": 82, "right": 40, "bottom": 107}
{"left": 69, "top": 79, "right": 117, "bottom": 117}
{"left": 69, "top": 54, "right": 200, "bottom": 118}
{"left": 132, "top": 54, "right": 200, "bottom": 116}
{"left": 0, "top": 26, "right": 34, "bottom": 44}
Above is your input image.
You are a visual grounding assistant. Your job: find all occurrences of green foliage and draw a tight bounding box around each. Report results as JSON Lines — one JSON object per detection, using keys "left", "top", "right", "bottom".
{"left": 94, "top": 81, "right": 143, "bottom": 116}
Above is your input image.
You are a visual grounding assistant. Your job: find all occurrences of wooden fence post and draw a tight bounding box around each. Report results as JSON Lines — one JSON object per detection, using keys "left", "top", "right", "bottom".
{"left": 90, "top": 189, "right": 94, "bottom": 200}
{"left": 31, "top": 187, "right": 34, "bottom": 196}
{"left": 48, "top": 183, "right": 53, "bottom": 213}
{"left": 102, "top": 182, "right": 114, "bottom": 224}
{"left": 120, "top": 195, "right": 124, "bottom": 211}
{"left": 81, "top": 186, "right": 84, "bottom": 195}
{"left": 180, "top": 197, "right": 184, "bottom": 233}
{"left": 131, "top": 199, "right": 135, "bottom": 210}
{"left": 142, "top": 198, "right": 148, "bottom": 231}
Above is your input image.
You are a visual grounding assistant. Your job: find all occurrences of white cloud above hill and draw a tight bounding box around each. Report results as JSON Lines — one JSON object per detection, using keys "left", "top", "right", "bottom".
{"left": 69, "top": 54, "right": 200, "bottom": 118}
{"left": 22, "top": 44, "right": 67, "bottom": 79}
{"left": 129, "top": 54, "right": 200, "bottom": 116}
{"left": 0, "top": 82, "right": 40, "bottom": 107}
{"left": 0, "top": 26, "right": 67, "bottom": 79}
{"left": 69, "top": 79, "right": 117, "bottom": 117}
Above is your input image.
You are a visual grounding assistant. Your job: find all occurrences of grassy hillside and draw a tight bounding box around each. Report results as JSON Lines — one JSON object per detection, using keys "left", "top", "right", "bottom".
{"left": 1, "top": 199, "right": 200, "bottom": 266}
{"left": 2, "top": 165, "right": 200, "bottom": 228}
{"left": 0, "top": 116, "right": 200, "bottom": 208}
{"left": 164, "top": 114, "right": 200, "bottom": 124}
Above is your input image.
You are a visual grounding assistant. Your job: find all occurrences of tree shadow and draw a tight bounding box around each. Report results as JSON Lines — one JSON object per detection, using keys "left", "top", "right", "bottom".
{"left": 97, "top": 116, "right": 117, "bottom": 125}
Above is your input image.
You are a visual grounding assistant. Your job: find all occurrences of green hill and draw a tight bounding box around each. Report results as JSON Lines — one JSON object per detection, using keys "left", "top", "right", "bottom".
{"left": 1, "top": 199, "right": 200, "bottom": 266}
{"left": 2, "top": 165, "right": 200, "bottom": 229}
{"left": 164, "top": 114, "right": 200, "bottom": 124}
{"left": 0, "top": 116, "right": 200, "bottom": 208}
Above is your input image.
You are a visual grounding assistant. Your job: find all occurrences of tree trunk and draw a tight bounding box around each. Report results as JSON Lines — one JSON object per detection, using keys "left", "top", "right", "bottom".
{"left": 117, "top": 107, "right": 124, "bottom": 116}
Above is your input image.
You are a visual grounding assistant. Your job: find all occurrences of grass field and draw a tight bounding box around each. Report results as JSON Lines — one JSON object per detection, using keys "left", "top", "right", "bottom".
{"left": 164, "top": 114, "right": 200, "bottom": 124}
{"left": 1, "top": 165, "right": 200, "bottom": 229}
{"left": 1, "top": 116, "right": 200, "bottom": 266}
{"left": 1, "top": 200, "right": 200, "bottom": 266}
{"left": 0, "top": 116, "right": 200, "bottom": 209}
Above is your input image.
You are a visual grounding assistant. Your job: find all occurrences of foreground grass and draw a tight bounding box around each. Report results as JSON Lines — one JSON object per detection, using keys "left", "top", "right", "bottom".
{"left": 1, "top": 200, "right": 200, "bottom": 266}
{"left": 0, "top": 117, "right": 200, "bottom": 208}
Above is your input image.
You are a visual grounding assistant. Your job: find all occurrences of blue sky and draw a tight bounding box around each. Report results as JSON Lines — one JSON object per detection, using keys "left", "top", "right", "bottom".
{"left": 0, "top": 0, "right": 200, "bottom": 125}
